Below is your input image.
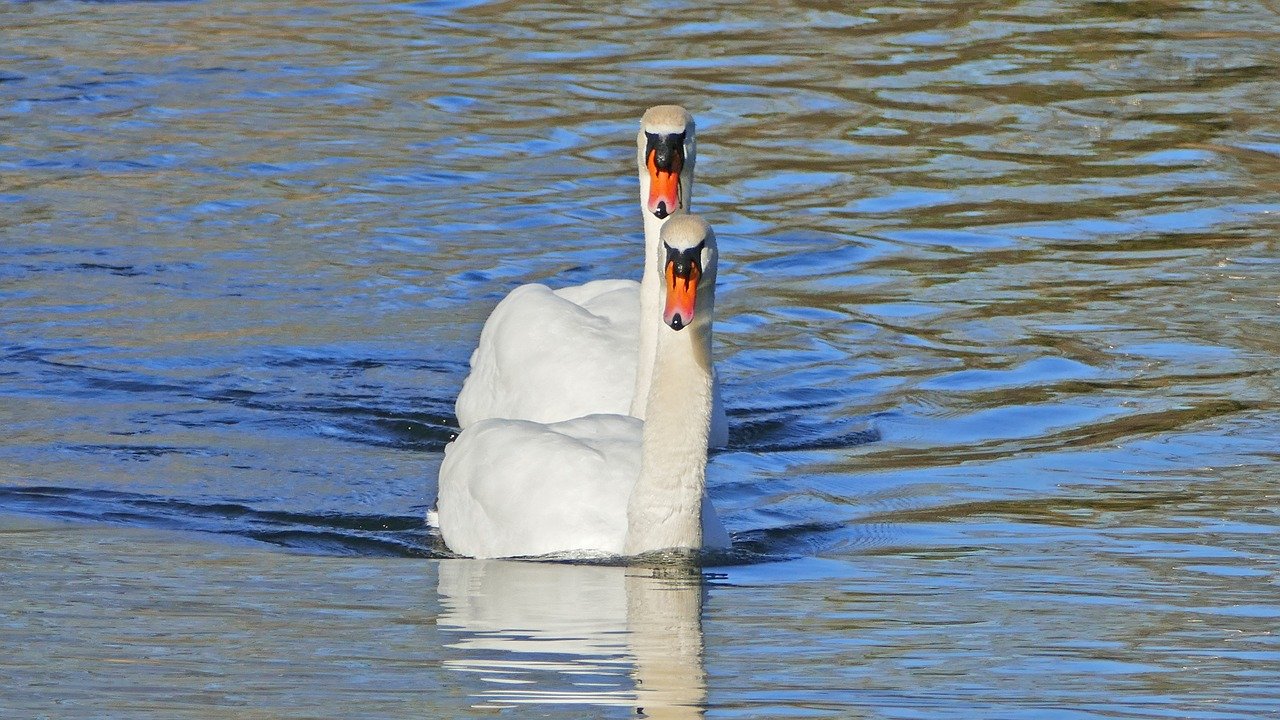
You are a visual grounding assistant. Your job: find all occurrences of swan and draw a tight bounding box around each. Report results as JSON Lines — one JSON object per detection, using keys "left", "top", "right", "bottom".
{"left": 437, "top": 214, "right": 731, "bottom": 559}
{"left": 453, "top": 106, "right": 728, "bottom": 447}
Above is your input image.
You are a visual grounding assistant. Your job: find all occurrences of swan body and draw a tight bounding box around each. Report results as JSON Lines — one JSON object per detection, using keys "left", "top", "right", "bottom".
{"left": 454, "top": 106, "right": 728, "bottom": 446}
{"left": 454, "top": 279, "right": 638, "bottom": 426}
{"left": 438, "top": 214, "right": 730, "bottom": 559}
{"left": 437, "top": 414, "right": 729, "bottom": 558}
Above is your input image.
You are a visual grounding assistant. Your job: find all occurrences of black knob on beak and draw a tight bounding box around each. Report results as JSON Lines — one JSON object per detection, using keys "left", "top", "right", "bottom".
{"left": 654, "top": 144, "right": 674, "bottom": 169}
{"left": 645, "top": 131, "right": 687, "bottom": 172}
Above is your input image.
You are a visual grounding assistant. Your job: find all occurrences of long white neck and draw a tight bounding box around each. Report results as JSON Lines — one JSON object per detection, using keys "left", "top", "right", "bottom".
{"left": 630, "top": 209, "right": 666, "bottom": 420}
{"left": 630, "top": 132, "right": 695, "bottom": 420}
{"left": 625, "top": 315, "right": 714, "bottom": 555}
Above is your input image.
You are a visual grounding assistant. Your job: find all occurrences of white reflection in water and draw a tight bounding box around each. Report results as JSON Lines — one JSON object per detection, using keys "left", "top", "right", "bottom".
{"left": 437, "top": 559, "right": 707, "bottom": 717}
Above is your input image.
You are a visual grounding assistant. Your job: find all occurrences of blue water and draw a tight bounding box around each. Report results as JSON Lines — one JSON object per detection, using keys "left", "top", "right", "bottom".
{"left": 2, "top": 0, "right": 1279, "bottom": 716}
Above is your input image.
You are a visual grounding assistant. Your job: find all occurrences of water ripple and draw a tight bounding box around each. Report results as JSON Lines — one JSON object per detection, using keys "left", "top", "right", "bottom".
{"left": 2, "top": 0, "right": 1280, "bottom": 714}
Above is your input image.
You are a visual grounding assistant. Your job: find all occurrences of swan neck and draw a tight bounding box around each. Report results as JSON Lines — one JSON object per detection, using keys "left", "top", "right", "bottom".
{"left": 632, "top": 133, "right": 694, "bottom": 420}
{"left": 625, "top": 320, "right": 714, "bottom": 555}
{"left": 631, "top": 213, "right": 665, "bottom": 419}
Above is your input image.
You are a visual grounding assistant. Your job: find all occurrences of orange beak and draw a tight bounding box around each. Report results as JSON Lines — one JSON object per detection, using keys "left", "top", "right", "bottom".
{"left": 663, "top": 259, "right": 700, "bottom": 330}
{"left": 647, "top": 148, "right": 683, "bottom": 219}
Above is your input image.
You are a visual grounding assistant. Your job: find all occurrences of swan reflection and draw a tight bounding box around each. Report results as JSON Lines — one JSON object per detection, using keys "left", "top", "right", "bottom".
{"left": 437, "top": 560, "right": 707, "bottom": 717}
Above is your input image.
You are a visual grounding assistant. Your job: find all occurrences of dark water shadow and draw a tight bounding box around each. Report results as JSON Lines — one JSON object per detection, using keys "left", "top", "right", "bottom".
{"left": 0, "top": 483, "right": 864, "bottom": 566}
{"left": 3, "top": 344, "right": 463, "bottom": 452}
{"left": 727, "top": 400, "right": 882, "bottom": 454}
{"left": 1, "top": 341, "right": 883, "bottom": 561}
{"left": 0, "top": 485, "right": 444, "bottom": 558}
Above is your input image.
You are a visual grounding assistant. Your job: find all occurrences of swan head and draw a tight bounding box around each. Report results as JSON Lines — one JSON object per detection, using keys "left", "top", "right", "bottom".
{"left": 637, "top": 105, "right": 696, "bottom": 221}
{"left": 658, "top": 213, "right": 717, "bottom": 332}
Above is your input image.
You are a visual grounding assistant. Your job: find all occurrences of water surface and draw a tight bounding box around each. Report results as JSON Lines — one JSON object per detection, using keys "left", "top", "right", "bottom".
{"left": 2, "top": 0, "right": 1279, "bottom": 716}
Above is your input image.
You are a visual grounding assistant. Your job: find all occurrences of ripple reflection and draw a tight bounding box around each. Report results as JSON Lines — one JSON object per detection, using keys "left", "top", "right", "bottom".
{"left": 437, "top": 560, "right": 708, "bottom": 717}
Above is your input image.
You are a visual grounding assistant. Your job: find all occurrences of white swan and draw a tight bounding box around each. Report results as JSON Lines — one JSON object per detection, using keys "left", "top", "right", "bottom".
{"left": 437, "top": 214, "right": 731, "bottom": 559}
{"left": 453, "top": 106, "right": 728, "bottom": 447}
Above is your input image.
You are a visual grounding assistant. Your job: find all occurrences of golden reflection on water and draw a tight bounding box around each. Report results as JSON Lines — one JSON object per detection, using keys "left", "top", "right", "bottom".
{"left": 438, "top": 560, "right": 707, "bottom": 717}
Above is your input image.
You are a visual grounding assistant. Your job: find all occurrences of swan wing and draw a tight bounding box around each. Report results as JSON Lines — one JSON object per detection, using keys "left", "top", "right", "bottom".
{"left": 455, "top": 280, "right": 640, "bottom": 428}
{"left": 437, "top": 414, "right": 643, "bottom": 559}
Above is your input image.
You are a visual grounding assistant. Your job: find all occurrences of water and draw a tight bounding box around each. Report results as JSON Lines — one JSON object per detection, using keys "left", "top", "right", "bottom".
{"left": 3, "top": 0, "right": 1279, "bottom": 716}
